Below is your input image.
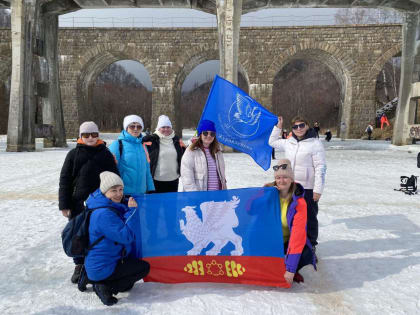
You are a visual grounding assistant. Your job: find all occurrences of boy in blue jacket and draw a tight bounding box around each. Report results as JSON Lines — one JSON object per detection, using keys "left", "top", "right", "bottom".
{"left": 85, "top": 171, "right": 150, "bottom": 306}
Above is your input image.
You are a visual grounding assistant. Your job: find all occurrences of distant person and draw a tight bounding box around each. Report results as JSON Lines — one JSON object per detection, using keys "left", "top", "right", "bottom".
{"left": 375, "top": 115, "right": 381, "bottom": 128}
{"left": 180, "top": 119, "right": 227, "bottom": 191}
{"left": 145, "top": 128, "right": 151, "bottom": 136}
{"left": 142, "top": 115, "right": 186, "bottom": 193}
{"left": 109, "top": 115, "right": 155, "bottom": 196}
{"left": 264, "top": 159, "right": 316, "bottom": 284}
{"left": 269, "top": 116, "right": 326, "bottom": 254}
{"left": 340, "top": 121, "right": 347, "bottom": 141}
{"left": 58, "top": 121, "right": 119, "bottom": 284}
{"left": 272, "top": 147, "right": 276, "bottom": 160}
{"left": 313, "top": 122, "right": 320, "bottom": 138}
{"left": 324, "top": 129, "right": 332, "bottom": 142}
{"left": 380, "top": 114, "right": 390, "bottom": 129}
{"left": 85, "top": 171, "right": 150, "bottom": 306}
{"left": 365, "top": 124, "right": 374, "bottom": 140}
{"left": 282, "top": 129, "right": 288, "bottom": 139}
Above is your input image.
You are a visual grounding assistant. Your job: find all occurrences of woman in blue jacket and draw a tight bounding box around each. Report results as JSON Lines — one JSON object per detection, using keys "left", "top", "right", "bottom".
{"left": 85, "top": 171, "right": 150, "bottom": 306}
{"left": 109, "top": 115, "right": 155, "bottom": 195}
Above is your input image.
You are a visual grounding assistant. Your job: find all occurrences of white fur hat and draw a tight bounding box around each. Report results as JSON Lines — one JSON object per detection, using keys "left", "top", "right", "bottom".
{"left": 100, "top": 171, "right": 124, "bottom": 194}
{"left": 156, "top": 115, "right": 172, "bottom": 130}
{"left": 123, "top": 115, "right": 144, "bottom": 131}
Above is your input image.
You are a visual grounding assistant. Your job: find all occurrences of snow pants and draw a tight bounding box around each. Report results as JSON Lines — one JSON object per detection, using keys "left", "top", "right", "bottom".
{"left": 304, "top": 189, "right": 319, "bottom": 246}
{"left": 153, "top": 179, "right": 179, "bottom": 193}
{"left": 100, "top": 258, "right": 150, "bottom": 293}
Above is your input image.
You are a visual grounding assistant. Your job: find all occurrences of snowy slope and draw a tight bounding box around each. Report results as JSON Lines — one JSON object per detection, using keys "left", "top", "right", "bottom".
{"left": 0, "top": 135, "right": 419, "bottom": 314}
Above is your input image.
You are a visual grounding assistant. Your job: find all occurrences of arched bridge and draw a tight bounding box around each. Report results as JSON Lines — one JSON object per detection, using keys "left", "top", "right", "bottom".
{"left": 0, "top": 24, "right": 402, "bottom": 137}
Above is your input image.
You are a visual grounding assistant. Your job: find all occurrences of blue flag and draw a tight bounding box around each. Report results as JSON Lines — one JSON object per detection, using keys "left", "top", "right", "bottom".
{"left": 199, "top": 75, "right": 278, "bottom": 170}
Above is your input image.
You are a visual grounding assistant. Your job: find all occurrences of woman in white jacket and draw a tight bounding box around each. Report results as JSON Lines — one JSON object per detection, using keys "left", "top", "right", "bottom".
{"left": 180, "top": 120, "right": 227, "bottom": 192}
{"left": 269, "top": 116, "right": 326, "bottom": 251}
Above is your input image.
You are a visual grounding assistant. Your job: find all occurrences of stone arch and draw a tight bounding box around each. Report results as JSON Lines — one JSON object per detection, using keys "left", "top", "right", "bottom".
{"left": 76, "top": 44, "right": 154, "bottom": 126}
{"left": 172, "top": 48, "right": 250, "bottom": 135}
{"left": 267, "top": 41, "right": 355, "bottom": 137}
{"left": 368, "top": 44, "right": 402, "bottom": 82}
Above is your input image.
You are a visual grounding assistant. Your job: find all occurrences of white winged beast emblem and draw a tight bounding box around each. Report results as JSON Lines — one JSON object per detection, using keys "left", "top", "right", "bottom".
{"left": 179, "top": 196, "right": 244, "bottom": 256}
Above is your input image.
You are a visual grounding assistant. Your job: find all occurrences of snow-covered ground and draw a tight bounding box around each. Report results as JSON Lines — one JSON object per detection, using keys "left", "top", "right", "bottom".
{"left": 0, "top": 134, "right": 419, "bottom": 314}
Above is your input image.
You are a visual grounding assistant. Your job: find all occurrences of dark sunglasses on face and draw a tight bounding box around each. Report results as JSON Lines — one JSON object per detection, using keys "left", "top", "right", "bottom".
{"left": 128, "top": 124, "right": 142, "bottom": 130}
{"left": 273, "top": 164, "right": 288, "bottom": 171}
{"left": 202, "top": 131, "right": 215, "bottom": 137}
{"left": 81, "top": 132, "right": 99, "bottom": 138}
{"left": 292, "top": 122, "right": 306, "bottom": 130}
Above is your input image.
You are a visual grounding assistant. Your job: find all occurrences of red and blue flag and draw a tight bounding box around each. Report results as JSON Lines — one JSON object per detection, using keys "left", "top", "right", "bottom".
{"left": 130, "top": 187, "right": 289, "bottom": 287}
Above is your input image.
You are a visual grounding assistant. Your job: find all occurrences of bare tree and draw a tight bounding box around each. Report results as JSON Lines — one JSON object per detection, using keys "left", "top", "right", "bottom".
{"left": 85, "top": 63, "right": 152, "bottom": 132}
{"left": 272, "top": 59, "right": 341, "bottom": 132}
{"left": 334, "top": 8, "right": 403, "bottom": 25}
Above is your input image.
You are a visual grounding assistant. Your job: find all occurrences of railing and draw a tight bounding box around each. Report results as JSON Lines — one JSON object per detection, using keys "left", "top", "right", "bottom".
{"left": 57, "top": 15, "right": 364, "bottom": 28}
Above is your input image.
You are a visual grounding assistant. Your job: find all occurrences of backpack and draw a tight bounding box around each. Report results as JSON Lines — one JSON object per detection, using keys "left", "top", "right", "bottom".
{"left": 61, "top": 207, "right": 119, "bottom": 258}
{"left": 395, "top": 175, "right": 418, "bottom": 195}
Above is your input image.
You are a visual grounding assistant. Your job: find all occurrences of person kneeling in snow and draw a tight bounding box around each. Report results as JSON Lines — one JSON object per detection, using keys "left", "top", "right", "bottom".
{"left": 264, "top": 159, "right": 317, "bottom": 285}
{"left": 85, "top": 171, "right": 150, "bottom": 306}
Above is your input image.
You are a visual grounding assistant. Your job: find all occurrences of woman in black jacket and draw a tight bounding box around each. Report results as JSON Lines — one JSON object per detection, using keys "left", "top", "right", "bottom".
{"left": 58, "top": 121, "right": 119, "bottom": 284}
{"left": 142, "top": 115, "right": 185, "bottom": 193}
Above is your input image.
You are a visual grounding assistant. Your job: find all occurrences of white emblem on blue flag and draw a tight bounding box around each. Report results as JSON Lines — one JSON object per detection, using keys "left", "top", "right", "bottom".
{"left": 227, "top": 93, "right": 261, "bottom": 138}
{"left": 179, "top": 196, "right": 244, "bottom": 256}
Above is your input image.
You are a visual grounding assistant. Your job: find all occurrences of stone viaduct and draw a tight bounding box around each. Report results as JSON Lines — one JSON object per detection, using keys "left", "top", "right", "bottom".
{"left": 1, "top": 1, "right": 420, "bottom": 150}
{"left": 0, "top": 24, "right": 403, "bottom": 138}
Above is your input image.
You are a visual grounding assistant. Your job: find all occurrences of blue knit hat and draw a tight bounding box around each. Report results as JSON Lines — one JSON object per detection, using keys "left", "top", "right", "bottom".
{"left": 197, "top": 119, "right": 216, "bottom": 135}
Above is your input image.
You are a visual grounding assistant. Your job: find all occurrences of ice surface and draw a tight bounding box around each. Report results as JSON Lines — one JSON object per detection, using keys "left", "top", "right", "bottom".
{"left": 0, "top": 134, "right": 419, "bottom": 314}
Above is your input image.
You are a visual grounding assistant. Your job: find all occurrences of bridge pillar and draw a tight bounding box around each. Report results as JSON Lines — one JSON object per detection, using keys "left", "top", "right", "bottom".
{"left": 42, "top": 13, "right": 66, "bottom": 147}
{"left": 216, "top": 0, "right": 242, "bottom": 85}
{"left": 393, "top": 13, "right": 420, "bottom": 145}
{"left": 7, "top": 0, "right": 39, "bottom": 151}
{"left": 249, "top": 83, "right": 273, "bottom": 111}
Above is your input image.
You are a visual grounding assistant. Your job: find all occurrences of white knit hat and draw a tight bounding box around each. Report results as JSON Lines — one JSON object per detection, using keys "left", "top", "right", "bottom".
{"left": 156, "top": 115, "right": 172, "bottom": 130}
{"left": 79, "top": 121, "right": 99, "bottom": 138}
{"left": 123, "top": 115, "right": 144, "bottom": 131}
{"left": 100, "top": 171, "right": 124, "bottom": 194}
{"left": 274, "top": 158, "right": 294, "bottom": 180}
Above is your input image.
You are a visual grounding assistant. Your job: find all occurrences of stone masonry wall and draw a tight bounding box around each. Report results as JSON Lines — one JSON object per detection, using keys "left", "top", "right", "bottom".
{"left": 0, "top": 24, "right": 402, "bottom": 137}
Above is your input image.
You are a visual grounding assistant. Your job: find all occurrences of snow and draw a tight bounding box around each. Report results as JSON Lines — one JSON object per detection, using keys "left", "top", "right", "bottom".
{"left": 0, "top": 134, "right": 419, "bottom": 314}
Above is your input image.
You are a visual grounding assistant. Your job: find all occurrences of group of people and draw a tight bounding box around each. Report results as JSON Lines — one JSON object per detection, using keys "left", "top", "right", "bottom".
{"left": 59, "top": 112, "right": 326, "bottom": 305}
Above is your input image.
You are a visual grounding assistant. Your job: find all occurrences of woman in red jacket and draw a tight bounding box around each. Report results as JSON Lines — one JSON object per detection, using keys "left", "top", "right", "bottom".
{"left": 265, "top": 158, "right": 317, "bottom": 285}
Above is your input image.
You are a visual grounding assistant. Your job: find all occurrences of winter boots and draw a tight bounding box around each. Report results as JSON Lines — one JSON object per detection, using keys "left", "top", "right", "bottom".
{"left": 93, "top": 283, "right": 118, "bottom": 306}
{"left": 71, "top": 264, "right": 83, "bottom": 284}
{"left": 293, "top": 272, "right": 304, "bottom": 283}
{"left": 77, "top": 265, "right": 89, "bottom": 292}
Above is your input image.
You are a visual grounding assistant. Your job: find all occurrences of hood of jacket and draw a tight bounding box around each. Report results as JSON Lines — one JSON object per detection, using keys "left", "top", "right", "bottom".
{"left": 292, "top": 128, "right": 317, "bottom": 142}
{"left": 86, "top": 188, "right": 127, "bottom": 214}
{"left": 118, "top": 130, "right": 143, "bottom": 144}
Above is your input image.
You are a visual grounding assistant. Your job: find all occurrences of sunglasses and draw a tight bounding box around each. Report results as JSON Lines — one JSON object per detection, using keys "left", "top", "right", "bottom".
{"left": 292, "top": 123, "right": 306, "bottom": 130}
{"left": 202, "top": 131, "right": 215, "bottom": 137}
{"left": 273, "top": 164, "right": 288, "bottom": 171}
{"left": 128, "top": 124, "right": 142, "bottom": 130}
{"left": 81, "top": 132, "right": 99, "bottom": 138}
